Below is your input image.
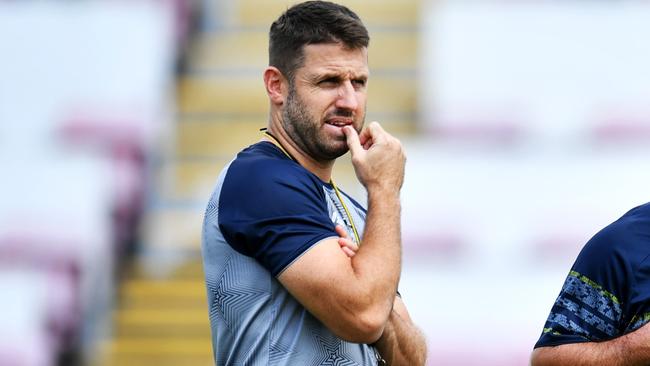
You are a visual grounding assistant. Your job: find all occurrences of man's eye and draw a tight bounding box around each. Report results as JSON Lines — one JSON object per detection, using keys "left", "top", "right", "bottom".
{"left": 319, "top": 78, "right": 339, "bottom": 86}
{"left": 352, "top": 79, "right": 366, "bottom": 87}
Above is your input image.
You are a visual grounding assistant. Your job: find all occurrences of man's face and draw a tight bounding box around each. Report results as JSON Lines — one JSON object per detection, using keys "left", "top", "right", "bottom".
{"left": 281, "top": 43, "right": 368, "bottom": 162}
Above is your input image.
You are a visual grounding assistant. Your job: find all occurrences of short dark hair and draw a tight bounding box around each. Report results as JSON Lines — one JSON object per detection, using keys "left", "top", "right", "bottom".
{"left": 269, "top": 1, "right": 369, "bottom": 83}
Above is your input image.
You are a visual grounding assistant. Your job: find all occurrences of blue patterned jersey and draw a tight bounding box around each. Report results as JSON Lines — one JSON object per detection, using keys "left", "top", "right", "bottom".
{"left": 535, "top": 202, "right": 650, "bottom": 348}
{"left": 202, "top": 141, "right": 379, "bottom": 365}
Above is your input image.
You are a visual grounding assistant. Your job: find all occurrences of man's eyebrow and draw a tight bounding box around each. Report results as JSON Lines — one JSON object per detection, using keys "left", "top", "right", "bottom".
{"left": 312, "top": 72, "right": 341, "bottom": 81}
{"left": 311, "top": 71, "right": 368, "bottom": 81}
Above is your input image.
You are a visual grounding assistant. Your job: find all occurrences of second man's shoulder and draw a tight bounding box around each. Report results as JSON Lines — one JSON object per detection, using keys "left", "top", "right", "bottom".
{"left": 579, "top": 202, "right": 650, "bottom": 266}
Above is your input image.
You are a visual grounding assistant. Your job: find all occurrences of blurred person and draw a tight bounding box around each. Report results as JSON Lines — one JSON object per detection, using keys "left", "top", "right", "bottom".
{"left": 531, "top": 202, "right": 650, "bottom": 365}
{"left": 201, "top": 1, "right": 426, "bottom": 365}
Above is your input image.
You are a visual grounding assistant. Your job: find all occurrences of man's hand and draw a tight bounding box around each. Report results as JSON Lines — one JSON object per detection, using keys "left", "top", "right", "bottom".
{"left": 373, "top": 297, "right": 427, "bottom": 365}
{"left": 336, "top": 227, "right": 426, "bottom": 365}
{"left": 531, "top": 322, "right": 650, "bottom": 366}
{"left": 335, "top": 224, "right": 359, "bottom": 257}
{"left": 343, "top": 122, "right": 405, "bottom": 194}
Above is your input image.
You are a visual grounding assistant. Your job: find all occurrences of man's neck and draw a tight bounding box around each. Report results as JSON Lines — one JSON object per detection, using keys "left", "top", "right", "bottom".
{"left": 265, "top": 123, "right": 334, "bottom": 183}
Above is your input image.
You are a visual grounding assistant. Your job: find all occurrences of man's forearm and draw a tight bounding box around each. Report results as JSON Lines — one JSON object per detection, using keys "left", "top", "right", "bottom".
{"left": 373, "top": 302, "right": 427, "bottom": 365}
{"left": 348, "top": 189, "right": 402, "bottom": 315}
{"left": 344, "top": 123, "right": 403, "bottom": 312}
{"left": 531, "top": 323, "right": 650, "bottom": 366}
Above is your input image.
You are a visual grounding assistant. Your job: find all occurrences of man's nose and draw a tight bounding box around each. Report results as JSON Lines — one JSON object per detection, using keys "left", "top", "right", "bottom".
{"left": 335, "top": 80, "right": 358, "bottom": 110}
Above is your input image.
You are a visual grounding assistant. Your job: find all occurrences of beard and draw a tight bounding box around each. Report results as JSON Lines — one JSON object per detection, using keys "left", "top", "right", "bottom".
{"left": 281, "top": 85, "right": 363, "bottom": 161}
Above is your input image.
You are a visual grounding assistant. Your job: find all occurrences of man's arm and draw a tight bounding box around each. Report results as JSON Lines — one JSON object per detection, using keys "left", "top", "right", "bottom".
{"left": 278, "top": 122, "right": 405, "bottom": 344}
{"left": 373, "top": 296, "right": 427, "bottom": 366}
{"left": 336, "top": 229, "right": 426, "bottom": 365}
{"left": 531, "top": 322, "right": 650, "bottom": 366}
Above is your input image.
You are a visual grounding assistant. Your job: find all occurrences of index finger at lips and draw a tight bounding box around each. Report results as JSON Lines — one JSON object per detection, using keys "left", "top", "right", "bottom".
{"left": 343, "top": 126, "right": 363, "bottom": 156}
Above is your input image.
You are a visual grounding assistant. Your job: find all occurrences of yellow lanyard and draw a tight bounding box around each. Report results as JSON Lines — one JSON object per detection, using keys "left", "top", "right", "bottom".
{"left": 262, "top": 131, "right": 361, "bottom": 244}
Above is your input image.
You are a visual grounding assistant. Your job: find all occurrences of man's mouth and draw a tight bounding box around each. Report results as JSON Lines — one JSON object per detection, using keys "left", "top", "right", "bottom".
{"left": 325, "top": 118, "right": 353, "bottom": 127}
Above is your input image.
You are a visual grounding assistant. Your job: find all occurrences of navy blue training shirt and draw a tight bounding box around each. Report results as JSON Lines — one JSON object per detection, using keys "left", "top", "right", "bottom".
{"left": 202, "top": 141, "right": 380, "bottom": 365}
{"left": 535, "top": 202, "right": 650, "bottom": 348}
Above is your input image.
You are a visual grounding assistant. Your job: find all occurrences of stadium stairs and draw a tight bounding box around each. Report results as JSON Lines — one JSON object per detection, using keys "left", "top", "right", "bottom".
{"left": 93, "top": 1, "right": 419, "bottom": 365}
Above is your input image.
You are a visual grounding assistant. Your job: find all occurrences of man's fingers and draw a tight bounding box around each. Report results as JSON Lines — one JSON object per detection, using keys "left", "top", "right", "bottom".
{"left": 336, "top": 225, "right": 359, "bottom": 257}
{"left": 358, "top": 128, "right": 370, "bottom": 147}
{"left": 366, "top": 122, "right": 388, "bottom": 144}
{"left": 334, "top": 225, "right": 349, "bottom": 239}
{"left": 338, "top": 237, "right": 359, "bottom": 252}
{"left": 341, "top": 246, "right": 356, "bottom": 258}
{"left": 358, "top": 122, "right": 386, "bottom": 149}
{"left": 343, "top": 126, "right": 363, "bottom": 157}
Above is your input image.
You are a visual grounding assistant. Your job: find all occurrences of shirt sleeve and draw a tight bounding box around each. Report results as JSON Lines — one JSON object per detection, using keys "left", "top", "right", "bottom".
{"left": 624, "top": 254, "right": 650, "bottom": 333}
{"left": 218, "top": 158, "right": 337, "bottom": 277}
{"left": 534, "top": 218, "right": 634, "bottom": 348}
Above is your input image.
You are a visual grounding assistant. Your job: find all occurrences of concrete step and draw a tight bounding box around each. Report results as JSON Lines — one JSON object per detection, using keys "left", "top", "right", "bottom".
{"left": 177, "top": 74, "right": 416, "bottom": 116}
{"left": 118, "top": 292, "right": 207, "bottom": 311}
{"left": 188, "top": 29, "right": 418, "bottom": 71}
{"left": 114, "top": 309, "right": 208, "bottom": 327}
{"left": 157, "top": 155, "right": 231, "bottom": 201}
{"left": 95, "top": 338, "right": 212, "bottom": 365}
{"left": 231, "top": 0, "right": 419, "bottom": 28}
{"left": 111, "top": 324, "right": 211, "bottom": 339}
{"left": 141, "top": 209, "right": 204, "bottom": 250}
{"left": 176, "top": 119, "right": 263, "bottom": 158}
{"left": 126, "top": 257, "right": 205, "bottom": 281}
{"left": 95, "top": 353, "right": 212, "bottom": 366}
{"left": 119, "top": 279, "right": 206, "bottom": 301}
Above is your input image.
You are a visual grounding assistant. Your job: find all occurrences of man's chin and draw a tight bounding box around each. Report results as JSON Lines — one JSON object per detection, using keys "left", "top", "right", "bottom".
{"left": 322, "top": 145, "right": 349, "bottom": 160}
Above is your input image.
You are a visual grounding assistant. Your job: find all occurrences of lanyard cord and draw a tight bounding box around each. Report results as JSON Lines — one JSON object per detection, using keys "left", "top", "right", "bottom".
{"left": 261, "top": 130, "right": 361, "bottom": 244}
{"left": 329, "top": 177, "right": 361, "bottom": 245}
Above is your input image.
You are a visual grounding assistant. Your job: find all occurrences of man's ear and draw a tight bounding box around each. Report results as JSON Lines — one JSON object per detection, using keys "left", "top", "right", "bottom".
{"left": 264, "top": 66, "right": 287, "bottom": 106}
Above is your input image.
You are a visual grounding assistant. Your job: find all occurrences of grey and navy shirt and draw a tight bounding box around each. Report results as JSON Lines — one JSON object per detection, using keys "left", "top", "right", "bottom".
{"left": 202, "top": 141, "right": 379, "bottom": 365}
{"left": 535, "top": 202, "right": 650, "bottom": 348}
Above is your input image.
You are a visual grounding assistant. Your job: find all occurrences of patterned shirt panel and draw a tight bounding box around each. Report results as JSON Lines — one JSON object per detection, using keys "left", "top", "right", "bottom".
{"left": 202, "top": 142, "right": 376, "bottom": 365}
{"left": 535, "top": 202, "right": 650, "bottom": 348}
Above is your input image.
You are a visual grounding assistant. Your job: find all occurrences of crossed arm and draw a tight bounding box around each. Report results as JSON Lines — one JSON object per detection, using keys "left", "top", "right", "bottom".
{"left": 338, "top": 225, "right": 427, "bottom": 365}
{"left": 278, "top": 229, "right": 427, "bottom": 365}
{"left": 531, "top": 322, "right": 650, "bottom": 366}
{"left": 373, "top": 295, "right": 427, "bottom": 365}
{"left": 277, "top": 123, "right": 426, "bottom": 365}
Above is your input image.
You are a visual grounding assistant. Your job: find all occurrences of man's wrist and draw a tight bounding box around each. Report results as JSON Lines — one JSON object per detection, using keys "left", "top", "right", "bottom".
{"left": 371, "top": 310, "right": 396, "bottom": 363}
{"left": 367, "top": 186, "right": 400, "bottom": 203}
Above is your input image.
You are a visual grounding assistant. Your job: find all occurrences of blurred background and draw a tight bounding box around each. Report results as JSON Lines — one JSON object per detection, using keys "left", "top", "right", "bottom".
{"left": 1, "top": 0, "right": 650, "bottom": 365}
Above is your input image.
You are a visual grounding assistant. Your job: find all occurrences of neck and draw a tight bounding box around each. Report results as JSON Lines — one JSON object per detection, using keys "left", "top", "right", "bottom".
{"left": 265, "top": 120, "right": 334, "bottom": 182}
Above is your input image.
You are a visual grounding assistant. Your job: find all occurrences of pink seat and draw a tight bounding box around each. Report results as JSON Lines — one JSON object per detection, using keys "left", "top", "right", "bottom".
{"left": 404, "top": 231, "right": 467, "bottom": 262}
{"left": 426, "top": 105, "right": 527, "bottom": 146}
{"left": 0, "top": 332, "right": 54, "bottom": 366}
{"left": 58, "top": 111, "right": 148, "bottom": 255}
{"left": 0, "top": 233, "right": 82, "bottom": 354}
{"left": 591, "top": 108, "right": 650, "bottom": 145}
{"left": 0, "top": 270, "right": 57, "bottom": 366}
{"left": 427, "top": 345, "right": 531, "bottom": 366}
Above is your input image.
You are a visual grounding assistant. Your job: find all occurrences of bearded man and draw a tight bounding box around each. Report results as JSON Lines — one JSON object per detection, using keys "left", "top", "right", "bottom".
{"left": 201, "top": 2, "right": 426, "bottom": 365}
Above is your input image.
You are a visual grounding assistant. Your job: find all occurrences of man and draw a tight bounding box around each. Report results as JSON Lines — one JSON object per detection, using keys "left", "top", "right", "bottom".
{"left": 201, "top": 1, "right": 426, "bottom": 365}
{"left": 531, "top": 202, "right": 650, "bottom": 365}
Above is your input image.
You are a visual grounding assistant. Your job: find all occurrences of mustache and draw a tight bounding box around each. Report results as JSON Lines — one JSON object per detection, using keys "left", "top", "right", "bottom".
{"left": 326, "top": 109, "right": 354, "bottom": 119}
